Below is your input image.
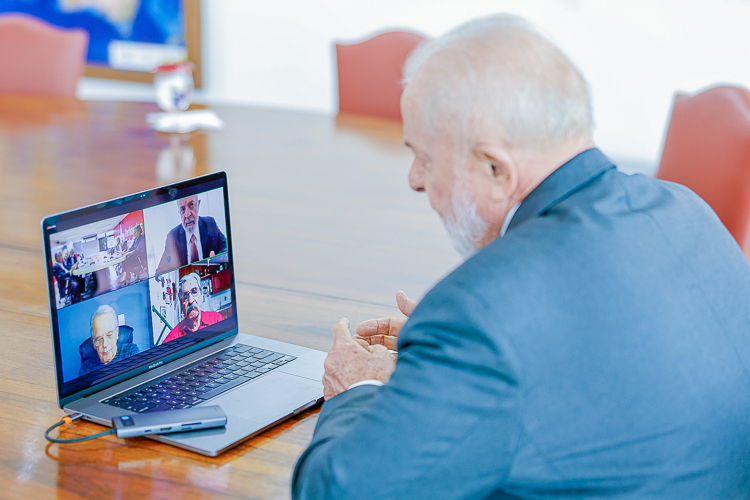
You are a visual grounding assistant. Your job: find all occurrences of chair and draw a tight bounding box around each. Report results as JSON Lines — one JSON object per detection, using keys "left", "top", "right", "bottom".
{"left": 656, "top": 85, "right": 750, "bottom": 260}
{"left": 123, "top": 253, "right": 148, "bottom": 284}
{"left": 79, "top": 325, "right": 134, "bottom": 365}
{"left": 56, "top": 276, "right": 71, "bottom": 306}
{"left": 335, "top": 30, "right": 427, "bottom": 121}
{"left": 0, "top": 13, "right": 88, "bottom": 97}
{"left": 53, "top": 276, "right": 68, "bottom": 308}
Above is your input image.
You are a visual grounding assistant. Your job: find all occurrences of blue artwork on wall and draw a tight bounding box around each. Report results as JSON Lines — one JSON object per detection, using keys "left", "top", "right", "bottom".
{"left": 0, "top": 0, "right": 185, "bottom": 70}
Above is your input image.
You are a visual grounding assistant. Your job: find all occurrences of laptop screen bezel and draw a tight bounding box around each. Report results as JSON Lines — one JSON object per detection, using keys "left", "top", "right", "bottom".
{"left": 41, "top": 171, "right": 239, "bottom": 408}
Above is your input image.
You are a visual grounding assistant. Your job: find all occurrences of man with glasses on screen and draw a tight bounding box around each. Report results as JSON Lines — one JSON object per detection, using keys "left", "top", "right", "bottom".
{"left": 78, "top": 305, "right": 139, "bottom": 376}
{"left": 163, "top": 273, "right": 223, "bottom": 343}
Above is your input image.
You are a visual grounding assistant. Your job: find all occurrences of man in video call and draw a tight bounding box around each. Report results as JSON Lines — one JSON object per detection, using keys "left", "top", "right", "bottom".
{"left": 155, "top": 195, "right": 227, "bottom": 274}
{"left": 78, "top": 305, "right": 139, "bottom": 376}
{"left": 121, "top": 224, "right": 147, "bottom": 283}
{"left": 52, "top": 251, "right": 81, "bottom": 304}
{"left": 163, "top": 273, "right": 223, "bottom": 343}
{"left": 63, "top": 248, "right": 77, "bottom": 270}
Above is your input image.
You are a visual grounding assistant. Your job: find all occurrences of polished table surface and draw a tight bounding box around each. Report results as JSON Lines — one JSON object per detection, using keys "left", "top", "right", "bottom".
{"left": 0, "top": 95, "right": 459, "bottom": 499}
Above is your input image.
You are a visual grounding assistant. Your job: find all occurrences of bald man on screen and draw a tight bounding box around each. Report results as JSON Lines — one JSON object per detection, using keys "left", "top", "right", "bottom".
{"left": 292, "top": 14, "right": 750, "bottom": 499}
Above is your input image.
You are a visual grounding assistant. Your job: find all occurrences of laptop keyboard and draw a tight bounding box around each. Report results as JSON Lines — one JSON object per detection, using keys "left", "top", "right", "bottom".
{"left": 102, "top": 344, "right": 297, "bottom": 413}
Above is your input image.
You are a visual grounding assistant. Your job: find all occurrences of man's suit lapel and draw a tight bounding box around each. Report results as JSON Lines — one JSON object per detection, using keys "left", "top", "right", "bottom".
{"left": 176, "top": 226, "right": 188, "bottom": 266}
{"left": 198, "top": 217, "right": 209, "bottom": 253}
{"left": 507, "top": 148, "right": 615, "bottom": 233}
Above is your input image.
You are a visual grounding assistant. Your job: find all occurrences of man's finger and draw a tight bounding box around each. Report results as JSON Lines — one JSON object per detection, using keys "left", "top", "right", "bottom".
{"left": 331, "top": 318, "right": 353, "bottom": 344}
{"left": 356, "top": 317, "right": 395, "bottom": 336}
{"left": 356, "top": 317, "right": 406, "bottom": 337}
{"left": 352, "top": 337, "right": 370, "bottom": 350}
{"left": 384, "top": 335, "right": 398, "bottom": 351}
{"left": 355, "top": 319, "right": 380, "bottom": 337}
{"left": 369, "top": 344, "right": 390, "bottom": 355}
{"left": 360, "top": 333, "right": 383, "bottom": 346}
{"left": 396, "top": 290, "right": 417, "bottom": 317}
{"left": 359, "top": 334, "right": 398, "bottom": 351}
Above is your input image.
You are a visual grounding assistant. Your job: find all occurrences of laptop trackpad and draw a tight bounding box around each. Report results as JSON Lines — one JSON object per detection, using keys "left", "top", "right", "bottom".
{"left": 209, "top": 371, "right": 322, "bottom": 426}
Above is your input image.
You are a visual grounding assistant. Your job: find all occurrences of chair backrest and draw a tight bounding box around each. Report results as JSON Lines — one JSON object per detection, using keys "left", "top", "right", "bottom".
{"left": 656, "top": 85, "right": 750, "bottom": 259}
{"left": 335, "top": 30, "right": 427, "bottom": 121}
{"left": 0, "top": 13, "right": 88, "bottom": 97}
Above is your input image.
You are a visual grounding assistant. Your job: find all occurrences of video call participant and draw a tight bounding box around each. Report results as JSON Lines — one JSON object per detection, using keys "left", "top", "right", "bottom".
{"left": 115, "top": 236, "right": 125, "bottom": 253}
{"left": 121, "top": 225, "right": 147, "bottom": 283}
{"left": 155, "top": 195, "right": 227, "bottom": 274}
{"left": 63, "top": 248, "right": 77, "bottom": 270}
{"left": 163, "top": 273, "right": 223, "bottom": 343}
{"left": 52, "top": 251, "right": 81, "bottom": 304}
{"left": 78, "top": 305, "right": 139, "bottom": 376}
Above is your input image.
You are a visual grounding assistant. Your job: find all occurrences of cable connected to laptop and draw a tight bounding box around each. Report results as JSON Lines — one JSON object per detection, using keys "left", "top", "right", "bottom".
{"left": 45, "top": 413, "right": 116, "bottom": 443}
{"left": 44, "top": 406, "right": 227, "bottom": 444}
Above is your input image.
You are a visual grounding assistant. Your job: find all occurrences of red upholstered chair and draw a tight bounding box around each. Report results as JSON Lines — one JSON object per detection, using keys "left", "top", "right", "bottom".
{"left": 0, "top": 13, "right": 88, "bottom": 97}
{"left": 335, "top": 30, "right": 427, "bottom": 121}
{"left": 656, "top": 85, "right": 750, "bottom": 260}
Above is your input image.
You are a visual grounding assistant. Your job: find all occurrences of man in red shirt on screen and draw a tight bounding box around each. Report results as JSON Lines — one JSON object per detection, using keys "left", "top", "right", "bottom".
{"left": 163, "top": 272, "right": 223, "bottom": 343}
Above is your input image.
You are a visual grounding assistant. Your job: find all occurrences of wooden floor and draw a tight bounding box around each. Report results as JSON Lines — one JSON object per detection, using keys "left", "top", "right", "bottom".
{"left": 0, "top": 96, "right": 459, "bottom": 499}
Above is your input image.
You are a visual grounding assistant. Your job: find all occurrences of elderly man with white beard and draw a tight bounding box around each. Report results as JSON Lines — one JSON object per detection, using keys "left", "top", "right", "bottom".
{"left": 292, "top": 14, "right": 750, "bottom": 499}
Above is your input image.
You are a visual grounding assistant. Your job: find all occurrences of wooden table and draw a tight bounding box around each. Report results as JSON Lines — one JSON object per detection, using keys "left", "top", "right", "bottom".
{"left": 0, "top": 96, "right": 460, "bottom": 499}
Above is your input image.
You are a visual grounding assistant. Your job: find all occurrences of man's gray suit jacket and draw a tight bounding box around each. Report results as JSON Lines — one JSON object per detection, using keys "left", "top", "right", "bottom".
{"left": 293, "top": 148, "right": 750, "bottom": 499}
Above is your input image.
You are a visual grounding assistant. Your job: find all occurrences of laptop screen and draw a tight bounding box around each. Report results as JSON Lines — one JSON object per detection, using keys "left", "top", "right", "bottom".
{"left": 42, "top": 172, "right": 238, "bottom": 405}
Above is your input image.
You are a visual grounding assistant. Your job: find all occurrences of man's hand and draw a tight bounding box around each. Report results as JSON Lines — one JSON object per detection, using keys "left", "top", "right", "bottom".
{"left": 323, "top": 318, "right": 396, "bottom": 400}
{"left": 353, "top": 291, "right": 416, "bottom": 351}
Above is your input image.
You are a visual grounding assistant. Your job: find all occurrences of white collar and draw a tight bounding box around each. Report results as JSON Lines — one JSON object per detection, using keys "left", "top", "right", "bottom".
{"left": 500, "top": 203, "right": 521, "bottom": 237}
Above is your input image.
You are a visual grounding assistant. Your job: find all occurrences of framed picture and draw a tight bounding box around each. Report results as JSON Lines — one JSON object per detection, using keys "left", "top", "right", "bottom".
{"left": 0, "top": 0, "right": 202, "bottom": 87}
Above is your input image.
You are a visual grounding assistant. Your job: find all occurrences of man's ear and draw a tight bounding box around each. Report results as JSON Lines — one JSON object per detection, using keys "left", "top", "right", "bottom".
{"left": 473, "top": 143, "right": 518, "bottom": 202}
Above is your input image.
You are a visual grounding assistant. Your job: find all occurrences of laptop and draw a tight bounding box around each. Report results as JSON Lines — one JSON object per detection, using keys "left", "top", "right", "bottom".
{"left": 42, "top": 172, "right": 326, "bottom": 456}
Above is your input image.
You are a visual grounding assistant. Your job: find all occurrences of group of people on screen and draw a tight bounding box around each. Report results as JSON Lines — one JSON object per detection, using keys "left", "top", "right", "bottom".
{"left": 52, "top": 192, "right": 233, "bottom": 382}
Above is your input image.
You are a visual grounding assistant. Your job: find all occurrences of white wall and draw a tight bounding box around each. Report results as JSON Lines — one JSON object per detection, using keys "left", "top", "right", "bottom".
{"left": 78, "top": 0, "right": 750, "bottom": 173}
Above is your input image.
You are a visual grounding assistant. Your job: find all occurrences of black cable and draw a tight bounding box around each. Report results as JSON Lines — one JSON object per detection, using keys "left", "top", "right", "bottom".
{"left": 44, "top": 413, "right": 116, "bottom": 443}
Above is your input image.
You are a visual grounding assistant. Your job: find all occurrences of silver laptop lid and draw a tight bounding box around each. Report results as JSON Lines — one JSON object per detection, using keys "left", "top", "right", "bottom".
{"left": 42, "top": 172, "right": 239, "bottom": 408}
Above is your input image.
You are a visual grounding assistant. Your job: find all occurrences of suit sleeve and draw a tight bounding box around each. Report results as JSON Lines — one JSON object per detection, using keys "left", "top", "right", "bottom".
{"left": 156, "top": 230, "right": 180, "bottom": 275}
{"left": 292, "top": 282, "right": 522, "bottom": 499}
{"left": 217, "top": 228, "right": 227, "bottom": 254}
{"left": 204, "top": 217, "right": 227, "bottom": 255}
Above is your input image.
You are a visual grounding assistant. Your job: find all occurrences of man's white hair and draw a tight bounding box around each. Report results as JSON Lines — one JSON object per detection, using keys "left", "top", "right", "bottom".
{"left": 402, "top": 14, "right": 593, "bottom": 152}
{"left": 176, "top": 194, "right": 200, "bottom": 209}
{"left": 179, "top": 272, "right": 202, "bottom": 299}
{"left": 90, "top": 304, "right": 118, "bottom": 335}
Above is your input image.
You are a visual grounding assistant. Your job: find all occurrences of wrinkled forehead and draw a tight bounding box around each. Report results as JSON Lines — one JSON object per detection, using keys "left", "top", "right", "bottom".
{"left": 177, "top": 195, "right": 199, "bottom": 209}
{"left": 181, "top": 275, "right": 200, "bottom": 291}
{"left": 93, "top": 313, "right": 117, "bottom": 333}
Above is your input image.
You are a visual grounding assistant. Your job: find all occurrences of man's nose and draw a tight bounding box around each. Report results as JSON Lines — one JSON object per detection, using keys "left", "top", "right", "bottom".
{"left": 408, "top": 161, "right": 425, "bottom": 192}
